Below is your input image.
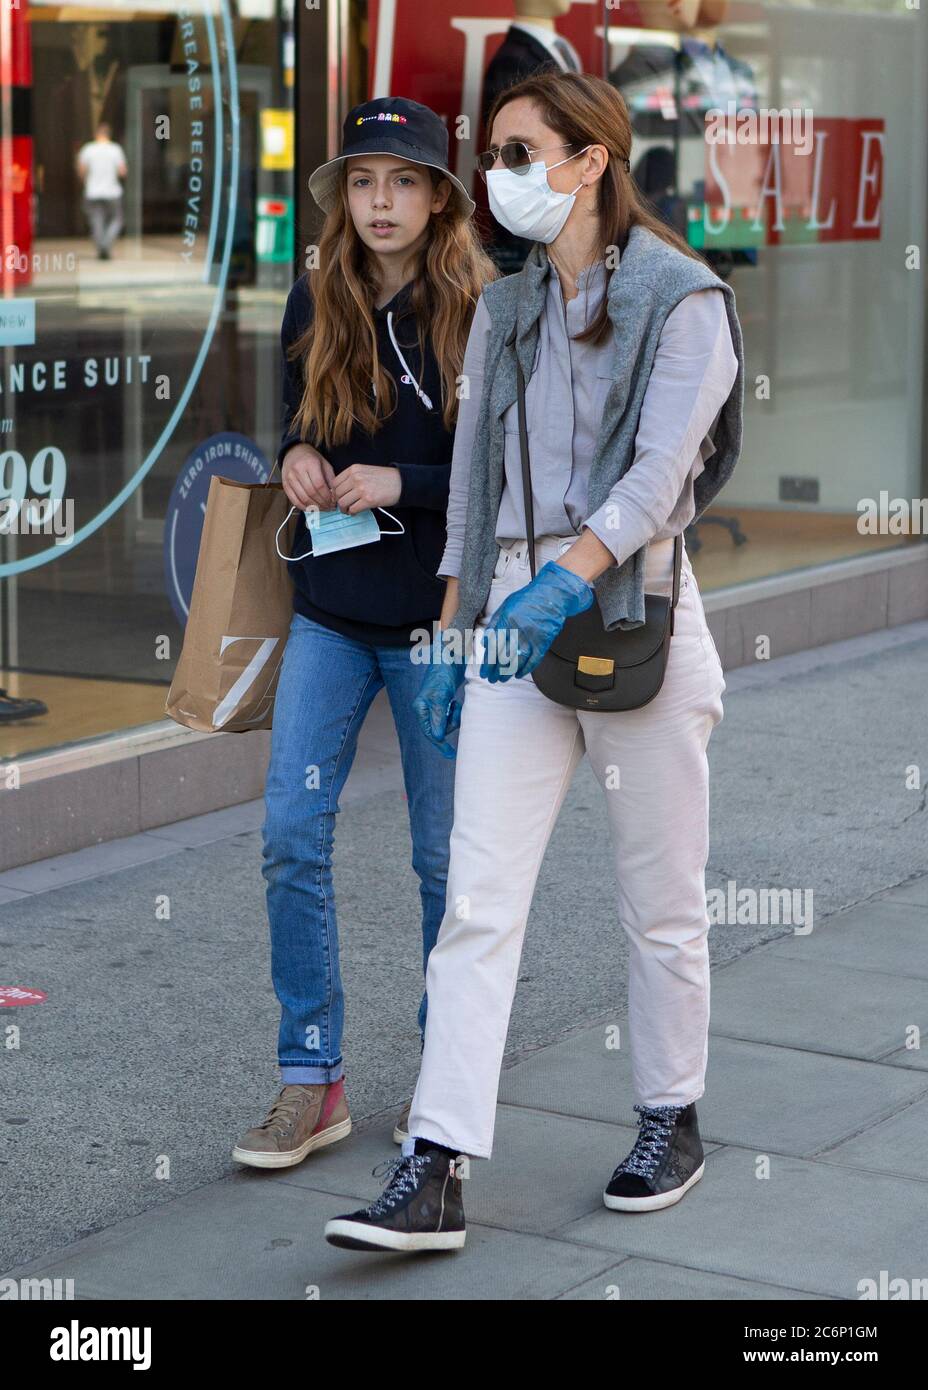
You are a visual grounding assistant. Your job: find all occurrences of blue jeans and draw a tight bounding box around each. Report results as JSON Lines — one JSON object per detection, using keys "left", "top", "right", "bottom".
{"left": 261, "top": 612, "right": 455, "bottom": 1083}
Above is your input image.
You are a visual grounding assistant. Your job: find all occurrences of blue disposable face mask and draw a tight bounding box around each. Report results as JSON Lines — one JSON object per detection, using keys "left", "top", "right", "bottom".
{"left": 275, "top": 502, "right": 404, "bottom": 561}
{"left": 303, "top": 506, "right": 381, "bottom": 556}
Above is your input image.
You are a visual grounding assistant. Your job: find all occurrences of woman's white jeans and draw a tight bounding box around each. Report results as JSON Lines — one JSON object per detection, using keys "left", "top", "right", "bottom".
{"left": 408, "top": 533, "right": 726, "bottom": 1159}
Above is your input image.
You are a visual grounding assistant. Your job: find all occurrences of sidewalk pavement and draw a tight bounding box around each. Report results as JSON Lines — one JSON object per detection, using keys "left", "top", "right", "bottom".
{"left": 1, "top": 620, "right": 927, "bottom": 1299}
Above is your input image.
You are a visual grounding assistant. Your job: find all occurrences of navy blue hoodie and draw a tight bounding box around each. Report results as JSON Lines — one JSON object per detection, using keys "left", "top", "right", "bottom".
{"left": 276, "top": 275, "right": 452, "bottom": 646}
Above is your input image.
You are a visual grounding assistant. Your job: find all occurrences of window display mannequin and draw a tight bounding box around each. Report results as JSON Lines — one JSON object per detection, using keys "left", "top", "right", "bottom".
{"left": 481, "top": 2, "right": 582, "bottom": 274}
{"left": 610, "top": 0, "right": 757, "bottom": 279}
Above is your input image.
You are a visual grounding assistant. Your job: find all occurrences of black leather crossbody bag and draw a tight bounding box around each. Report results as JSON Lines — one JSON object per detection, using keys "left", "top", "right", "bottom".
{"left": 513, "top": 352, "right": 682, "bottom": 712}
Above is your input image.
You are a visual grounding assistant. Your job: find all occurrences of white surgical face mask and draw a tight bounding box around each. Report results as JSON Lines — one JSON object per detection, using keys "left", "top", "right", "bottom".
{"left": 486, "top": 146, "right": 590, "bottom": 244}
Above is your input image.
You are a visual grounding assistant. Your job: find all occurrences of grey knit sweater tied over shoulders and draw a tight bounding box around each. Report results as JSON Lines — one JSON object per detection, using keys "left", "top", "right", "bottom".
{"left": 446, "top": 226, "right": 745, "bottom": 645}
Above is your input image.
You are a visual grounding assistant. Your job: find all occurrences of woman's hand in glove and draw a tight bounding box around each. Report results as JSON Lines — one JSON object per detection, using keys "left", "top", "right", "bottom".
{"left": 413, "top": 656, "right": 466, "bottom": 759}
{"left": 478, "top": 560, "right": 595, "bottom": 684}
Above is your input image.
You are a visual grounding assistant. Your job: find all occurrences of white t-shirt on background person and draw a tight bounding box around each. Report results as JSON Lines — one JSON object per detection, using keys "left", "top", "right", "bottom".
{"left": 77, "top": 140, "right": 127, "bottom": 200}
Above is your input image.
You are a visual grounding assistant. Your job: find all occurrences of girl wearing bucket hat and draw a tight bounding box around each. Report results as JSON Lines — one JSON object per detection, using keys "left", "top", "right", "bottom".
{"left": 232, "top": 97, "right": 496, "bottom": 1172}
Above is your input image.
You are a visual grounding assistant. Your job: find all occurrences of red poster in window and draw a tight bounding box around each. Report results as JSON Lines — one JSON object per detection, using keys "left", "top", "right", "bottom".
{"left": 2, "top": 0, "right": 35, "bottom": 288}
{"left": 367, "top": 1, "right": 608, "bottom": 206}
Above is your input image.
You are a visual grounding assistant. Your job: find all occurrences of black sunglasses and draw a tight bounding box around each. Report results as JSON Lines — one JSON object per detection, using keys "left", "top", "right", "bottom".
{"left": 475, "top": 141, "right": 580, "bottom": 182}
{"left": 476, "top": 141, "right": 630, "bottom": 181}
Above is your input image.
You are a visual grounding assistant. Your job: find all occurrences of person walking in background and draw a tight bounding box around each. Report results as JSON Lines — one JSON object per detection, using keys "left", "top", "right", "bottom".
{"left": 76, "top": 121, "right": 127, "bottom": 260}
{"left": 231, "top": 97, "right": 496, "bottom": 1173}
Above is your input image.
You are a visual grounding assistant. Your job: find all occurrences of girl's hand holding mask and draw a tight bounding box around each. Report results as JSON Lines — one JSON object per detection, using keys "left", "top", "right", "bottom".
{"left": 333, "top": 463, "right": 402, "bottom": 514}
{"left": 281, "top": 445, "right": 337, "bottom": 511}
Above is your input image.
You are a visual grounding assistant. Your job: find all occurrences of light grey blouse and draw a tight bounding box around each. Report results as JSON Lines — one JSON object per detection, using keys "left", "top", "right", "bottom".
{"left": 438, "top": 254, "right": 739, "bottom": 578}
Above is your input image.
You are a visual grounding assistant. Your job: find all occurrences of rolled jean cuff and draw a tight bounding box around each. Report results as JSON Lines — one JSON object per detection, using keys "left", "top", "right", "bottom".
{"left": 280, "top": 1060, "right": 344, "bottom": 1084}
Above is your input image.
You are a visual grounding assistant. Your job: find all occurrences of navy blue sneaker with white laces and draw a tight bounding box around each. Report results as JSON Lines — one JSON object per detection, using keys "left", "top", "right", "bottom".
{"left": 324, "top": 1143, "right": 465, "bottom": 1252}
{"left": 604, "top": 1102, "right": 705, "bottom": 1212}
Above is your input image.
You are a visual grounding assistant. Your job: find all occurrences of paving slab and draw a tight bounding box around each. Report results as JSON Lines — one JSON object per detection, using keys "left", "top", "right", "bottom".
{"left": 558, "top": 1145, "right": 928, "bottom": 1301}
{"left": 558, "top": 1257, "right": 835, "bottom": 1301}
{"left": 874, "top": 876, "right": 928, "bottom": 908}
{"left": 145, "top": 801, "right": 266, "bottom": 848}
{"left": 879, "top": 1045, "right": 928, "bottom": 1072}
{"left": 819, "top": 1094, "right": 928, "bottom": 1181}
{"left": 498, "top": 1027, "right": 928, "bottom": 1157}
{"left": 0, "top": 885, "right": 30, "bottom": 905}
{"left": 766, "top": 898, "right": 928, "bottom": 978}
{"left": 0, "top": 833, "right": 181, "bottom": 896}
{"left": 708, "top": 951, "right": 928, "bottom": 1062}
{"left": 1, "top": 1177, "right": 618, "bottom": 1303}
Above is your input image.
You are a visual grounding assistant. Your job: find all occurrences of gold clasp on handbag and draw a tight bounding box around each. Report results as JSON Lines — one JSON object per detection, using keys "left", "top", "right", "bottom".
{"left": 577, "top": 654, "right": 614, "bottom": 676}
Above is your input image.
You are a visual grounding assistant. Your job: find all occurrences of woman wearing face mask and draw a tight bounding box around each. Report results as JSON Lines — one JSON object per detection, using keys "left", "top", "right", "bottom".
{"left": 232, "top": 97, "right": 496, "bottom": 1171}
{"left": 324, "top": 71, "right": 743, "bottom": 1253}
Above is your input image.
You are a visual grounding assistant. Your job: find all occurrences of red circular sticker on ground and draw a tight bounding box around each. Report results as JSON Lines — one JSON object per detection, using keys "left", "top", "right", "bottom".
{"left": 0, "top": 987, "right": 47, "bottom": 1006}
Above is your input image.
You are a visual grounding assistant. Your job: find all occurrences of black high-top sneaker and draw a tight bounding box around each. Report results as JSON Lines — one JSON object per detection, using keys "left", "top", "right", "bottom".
{"left": 324, "top": 1144, "right": 466, "bottom": 1252}
{"left": 603, "top": 1102, "right": 705, "bottom": 1212}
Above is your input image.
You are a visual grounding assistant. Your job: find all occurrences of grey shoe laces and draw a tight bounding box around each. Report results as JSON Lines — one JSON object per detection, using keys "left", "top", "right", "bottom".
{"left": 364, "top": 1154, "right": 431, "bottom": 1217}
{"left": 257, "top": 1085, "right": 318, "bottom": 1138}
{"left": 613, "top": 1103, "right": 684, "bottom": 1179}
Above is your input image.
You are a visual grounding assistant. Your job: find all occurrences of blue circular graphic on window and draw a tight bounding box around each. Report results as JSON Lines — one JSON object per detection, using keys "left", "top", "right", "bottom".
{"left": 163, "top": 431, "right": 271, "bottom": 626}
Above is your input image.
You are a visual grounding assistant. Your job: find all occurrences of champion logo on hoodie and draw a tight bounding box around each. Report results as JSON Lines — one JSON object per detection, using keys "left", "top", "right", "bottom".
{"left": 372, "top": 372, "right": 419, "bottom": 397}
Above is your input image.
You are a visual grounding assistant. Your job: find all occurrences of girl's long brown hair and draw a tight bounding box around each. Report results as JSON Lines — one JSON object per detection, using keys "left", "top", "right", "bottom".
{"left": 485, "top": 70, "right": 709, "bottom": 345}
{"left": 289, "top": 166, "right": 497, "bottom": 448}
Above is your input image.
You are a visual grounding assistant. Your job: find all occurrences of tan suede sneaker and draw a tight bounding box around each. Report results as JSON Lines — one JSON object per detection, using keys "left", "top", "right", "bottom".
{"left": 232, "top": 1079, "right": 351, "bottom": 1169}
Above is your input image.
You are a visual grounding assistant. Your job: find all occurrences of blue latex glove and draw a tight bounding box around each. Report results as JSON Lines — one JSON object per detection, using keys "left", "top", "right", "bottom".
{"left": 478, "top": 560, "right": 595, "bottom": 683}
{"left": 413, "top": 655, "right": 465, "bottom": 759}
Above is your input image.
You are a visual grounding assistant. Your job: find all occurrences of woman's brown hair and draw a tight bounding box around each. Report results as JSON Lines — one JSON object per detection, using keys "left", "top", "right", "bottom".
{"left": 288, "top": 166, "right": 497, "bottom": 449}
{"left": 485, "top": 70, "right": 708, "bottom": 344}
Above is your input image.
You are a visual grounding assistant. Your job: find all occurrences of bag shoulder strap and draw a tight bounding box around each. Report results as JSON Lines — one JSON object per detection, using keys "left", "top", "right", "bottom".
{"left": 512, "top": 340, "right": 682, "bottom": 607}
{"left": 515, "top": 350, "right": 539, "bottom": 582}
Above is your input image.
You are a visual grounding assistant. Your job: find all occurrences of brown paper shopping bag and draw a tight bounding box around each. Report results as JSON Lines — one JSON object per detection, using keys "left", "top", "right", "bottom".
{"left": 165, "top": 474, "right": 298, "bottom": 733}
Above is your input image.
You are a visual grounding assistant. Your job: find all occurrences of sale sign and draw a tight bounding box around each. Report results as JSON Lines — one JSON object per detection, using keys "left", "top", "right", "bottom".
{"left": 699, "top": 117, "right": 884, "bottom": 247}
